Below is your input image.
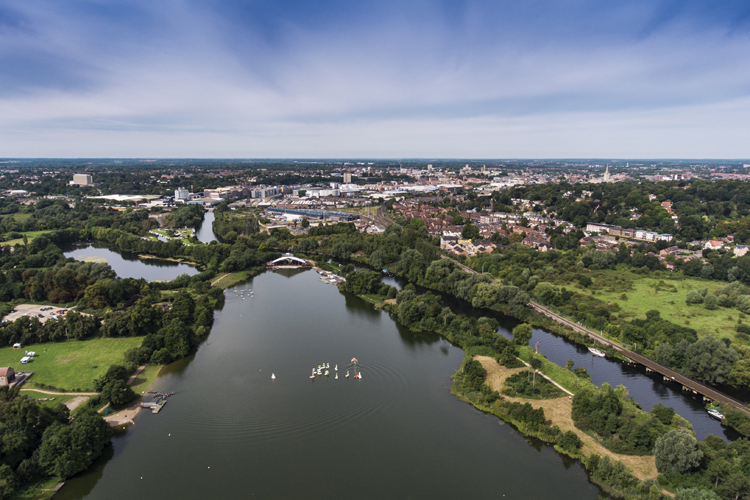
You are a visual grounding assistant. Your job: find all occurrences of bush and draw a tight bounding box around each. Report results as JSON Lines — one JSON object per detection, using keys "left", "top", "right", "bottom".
{"left": 703, "top": 294, "right": 718, "bottom": 310}
{"left": 558, "top": 431, "right": 583, "bottom": 452}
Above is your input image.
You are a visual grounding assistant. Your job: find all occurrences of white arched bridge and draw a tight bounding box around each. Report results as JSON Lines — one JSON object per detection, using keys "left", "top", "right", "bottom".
{"left": 267, "top": 253, "right": 313, "bottom": 268}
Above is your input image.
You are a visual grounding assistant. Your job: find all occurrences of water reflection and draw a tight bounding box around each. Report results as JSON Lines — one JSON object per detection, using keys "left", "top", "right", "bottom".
{"left": 64, "top": 243, "right": 199, "bottom": 281}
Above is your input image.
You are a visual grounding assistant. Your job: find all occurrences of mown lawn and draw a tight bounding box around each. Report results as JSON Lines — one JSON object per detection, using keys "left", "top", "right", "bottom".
{"left": 0, "top": 337, "right": 144, "bottom": 391}
{"left": 578, "top": 275, "right": 739, "bottom": 341}
{"left": 129, "top": 364, "right": 162, "bottom": 395}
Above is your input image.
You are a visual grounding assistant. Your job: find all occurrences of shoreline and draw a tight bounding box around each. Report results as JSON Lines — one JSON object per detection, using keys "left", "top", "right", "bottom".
{"left": 103, "top": 364, "right": 166, "bottom": 428}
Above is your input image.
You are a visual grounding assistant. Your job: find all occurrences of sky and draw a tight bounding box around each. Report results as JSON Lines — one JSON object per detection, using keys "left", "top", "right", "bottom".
{"left": 1, "top": 0, "right": 749, "bottom": 159}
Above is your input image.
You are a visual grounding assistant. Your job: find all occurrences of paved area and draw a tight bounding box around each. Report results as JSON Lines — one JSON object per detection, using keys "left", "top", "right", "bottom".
{"left": 2, "top": 304, "right": 71, "bottom": 325}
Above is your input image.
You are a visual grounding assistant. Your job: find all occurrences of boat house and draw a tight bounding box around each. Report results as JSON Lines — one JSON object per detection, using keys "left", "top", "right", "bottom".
{"left": 0, "top": 367, "right": 15, "bottom": 386}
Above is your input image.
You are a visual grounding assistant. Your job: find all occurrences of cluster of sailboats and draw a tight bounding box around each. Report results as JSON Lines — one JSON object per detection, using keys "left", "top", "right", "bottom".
{"left": 310, "top": 358, "right": 362, "bottom": 380}
{"left": 232, "top": 288, "right": 254, "bottom": 300}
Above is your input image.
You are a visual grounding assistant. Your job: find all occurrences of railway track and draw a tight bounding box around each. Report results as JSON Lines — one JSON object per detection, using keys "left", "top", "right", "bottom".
{"left": 528, "top": 302, "right": 750, "bottom": 415}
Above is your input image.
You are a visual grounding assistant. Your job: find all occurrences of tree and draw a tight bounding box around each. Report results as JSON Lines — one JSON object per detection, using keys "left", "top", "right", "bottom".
{"left": 654, "top": 429, "right": 703, "bottom": 474}
{"left": 101, "top": 379, "right": 136, "bottom": 406}
{"left": 674, "top": 488, "right": 720, "bottom": 500}
{"left": 512, "top": 323, "right": 533, "bottom": 346}
{"left": 650, "top": 404, "right": 675, "bottom": 425}
{"left": 300, "top": 218, "right": 309, "bottom": 228}
{"left": 683, "top": 336, "right": 738, "bottom": 384}
{"left": 461, "top": 223, "right": 480, "bottom": 240}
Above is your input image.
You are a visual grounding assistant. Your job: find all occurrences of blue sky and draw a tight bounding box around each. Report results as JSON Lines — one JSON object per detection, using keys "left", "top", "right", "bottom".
{"left": 1, "top": 0, "right": 749, "bottom": 158}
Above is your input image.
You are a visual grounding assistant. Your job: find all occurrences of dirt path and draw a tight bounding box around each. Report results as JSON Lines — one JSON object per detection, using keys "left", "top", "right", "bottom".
{"left": 127, "top": 365, "right": 146, "bottom": 385}
{"left": 474, "top": 355, "right": 658, "bottom": 481}
{"left": 20, "top": 389, "right": 98, "bottom": 396}
{"left": 211, "top": 274, "right": 229, "bottom": 286}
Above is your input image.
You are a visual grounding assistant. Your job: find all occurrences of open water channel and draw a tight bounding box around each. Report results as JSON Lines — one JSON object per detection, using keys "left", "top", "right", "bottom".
{"left": 63, "top": 244, "right": 199, "bottom": 282}
{"left": 56, "top": 268, "right": 601, "bottom": 500}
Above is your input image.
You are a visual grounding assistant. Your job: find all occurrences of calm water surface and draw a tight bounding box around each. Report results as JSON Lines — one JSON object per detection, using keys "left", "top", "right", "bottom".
{"left": 195, "top": 210, "right": 217, "bottom": 244}
{"left": 372, "top": 269, "right": 743, "bottom": 441}
{"left": 64, "top": 244, "right": 199, "bottom": 282}
{"left": 57, "top": 269, "right": 600, "bottom": 500}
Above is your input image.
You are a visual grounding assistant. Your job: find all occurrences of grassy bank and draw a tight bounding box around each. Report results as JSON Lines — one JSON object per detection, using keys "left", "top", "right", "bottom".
{"left": 576, "top": 275, "right": 738, "bottom": 341}
{"left": 129, "top": 364, "right": 163, "bottom": 394}
{"left": 0, "top": 337, "right": 144, "bottom": 391}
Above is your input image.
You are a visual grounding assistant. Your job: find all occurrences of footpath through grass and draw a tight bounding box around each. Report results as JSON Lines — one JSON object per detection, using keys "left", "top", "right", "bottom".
{"left": 0, "top": 337, "right": 144, "bottom": 391}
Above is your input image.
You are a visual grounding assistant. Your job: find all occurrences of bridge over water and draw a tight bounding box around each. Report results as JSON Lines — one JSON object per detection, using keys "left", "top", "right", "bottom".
{"left": 528, "top": 302, "right": 750, "bottom": 416}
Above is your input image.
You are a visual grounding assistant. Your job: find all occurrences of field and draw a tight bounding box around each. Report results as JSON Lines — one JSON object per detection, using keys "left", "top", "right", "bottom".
{"left": 0, "top": 337, "right": 145, "bottom": 391}
{"left": 0, "top": 213, "right": 32, "bottom": 222}
{"left": 0, "top": 230, "right": 54, "bottom": 246}
{"left": 575, "top": 274, "right": 741, "bottom": 342}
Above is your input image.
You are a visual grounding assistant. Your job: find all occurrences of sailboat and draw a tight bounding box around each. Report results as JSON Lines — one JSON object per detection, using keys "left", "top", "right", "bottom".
{"left": 324, "top": 369, "right": 329, "bottom": 376}
{"left": 271, "top": 373, "right": 276, "bottom": 380}
{"left": 335, "top": 373, "right": 338, "bottom": 380}
{"left": 345, "top": 370, "right": 349, "bottom": 378}
{"left": 358, "top": 372, "right": 362, "bottom": 380}
{"left": 335, "top": 365, "right": 338, "bottom": 371}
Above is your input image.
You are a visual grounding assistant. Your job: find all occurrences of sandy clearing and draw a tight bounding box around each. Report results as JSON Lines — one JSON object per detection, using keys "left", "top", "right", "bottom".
{"left": 66, "top": 396, "right": 90, "bottom": 411}
{"left": 475, "top": 355, "right": 658, "bottom": 481}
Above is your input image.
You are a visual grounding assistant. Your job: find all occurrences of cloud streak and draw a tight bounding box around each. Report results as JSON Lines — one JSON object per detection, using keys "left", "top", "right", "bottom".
{"left": 1, "top": 0, "right": 749, "bottom": 157}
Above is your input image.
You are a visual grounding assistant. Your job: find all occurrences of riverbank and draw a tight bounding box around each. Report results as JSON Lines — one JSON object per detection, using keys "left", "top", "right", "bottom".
{"left": 474, "top": 355, "right": 658, "bottom": 481}
{"left": 103, "top": 364, "right": 165, "bottom": 427}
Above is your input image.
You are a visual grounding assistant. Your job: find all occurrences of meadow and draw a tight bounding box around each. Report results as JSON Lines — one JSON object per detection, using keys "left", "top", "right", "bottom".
{"left": 577, "top": 274, "right": 739, "bottom": 341}
{"left": 0, "top": 337, "right": 145, "bottom": 391}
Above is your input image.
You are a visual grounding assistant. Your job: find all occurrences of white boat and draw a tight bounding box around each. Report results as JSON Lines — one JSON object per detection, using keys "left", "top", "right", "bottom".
{"left": 335, "top": 365, "right": 338, "bottom": 371}
{"left": 359, "top": 372, "right": 362, "bottom": 380}
{"left": 271, "top": 373, "right": 276, "bottom": 380}
{"left": 588, "top": 347, "right": 606, "bottom": 357}
{"left": 345, "top": 371, "right": 349, "bottom": 378}
{"left": 708, "top": 409, "right": 724, "bottom": 420}
{"left": 335, "top": 373, "right": 338, "bottom": 380}
{"left": 324, "top": 370, "right": 329, "bottom": 376}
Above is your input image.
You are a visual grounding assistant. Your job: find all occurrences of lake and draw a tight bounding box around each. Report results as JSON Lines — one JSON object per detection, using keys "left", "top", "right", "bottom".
{"left": 56, "top": 269, "right": 601, "bottom": 500}
{"left": 64, "top": 244, "right": 199, "bottom": 282}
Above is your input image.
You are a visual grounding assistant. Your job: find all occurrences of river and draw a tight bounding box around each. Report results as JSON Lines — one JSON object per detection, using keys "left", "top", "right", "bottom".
{"left": 195, "top": 209, "right": 217, "bottom": 243}
{"left": 56, "top": 269, "right": 601, "bottom": 500}
{"left": 64, "top": 244, "right": 199, "bottom": 282}
{"left": 375, "top": 267, "right": 742, "bottom": 441}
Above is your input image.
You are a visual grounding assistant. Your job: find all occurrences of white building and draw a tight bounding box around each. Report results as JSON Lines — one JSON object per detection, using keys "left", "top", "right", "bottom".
{"left": 71, "top": 174, "right": 93, "bottom": 186}
{"left": 174, "top": 188, "right": 189, "bottom": 203}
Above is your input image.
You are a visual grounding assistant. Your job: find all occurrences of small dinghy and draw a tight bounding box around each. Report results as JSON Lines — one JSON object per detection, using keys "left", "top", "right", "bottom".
{"left": 271, "top": 373, "right": 276, "bottom": 380}
{"left": 588, "top": 347, "right": 606, "bottom": 357}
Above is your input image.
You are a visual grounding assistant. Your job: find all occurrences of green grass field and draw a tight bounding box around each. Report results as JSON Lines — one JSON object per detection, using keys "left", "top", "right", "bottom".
{"left": 577, "top": 275, "right": 739, "bottom": 341}
{"left": 0, "top": 337, "right": 144, "bottom": 391}
{"left": 0, "top": 230, "right": 54, "bottom": 246}
{"left": 129, "top": 364, "right": 162, "bottom": 395}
